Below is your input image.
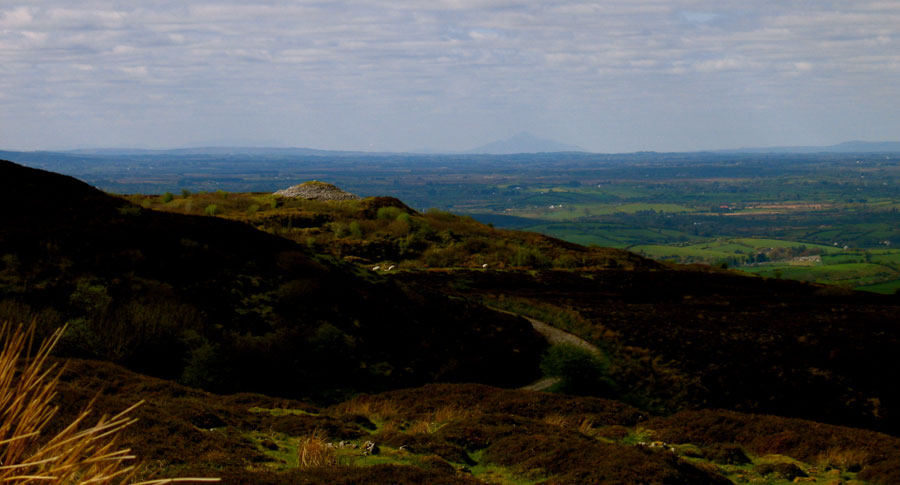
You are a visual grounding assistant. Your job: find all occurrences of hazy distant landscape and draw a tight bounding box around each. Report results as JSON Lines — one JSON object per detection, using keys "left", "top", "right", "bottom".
{"left": 7, "top": 141, "right": 900, "bottom": 293}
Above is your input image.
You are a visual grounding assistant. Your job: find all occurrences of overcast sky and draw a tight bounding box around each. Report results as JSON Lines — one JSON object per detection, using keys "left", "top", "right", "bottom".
{"left": 1, "top": 1, "right": 899, "bottom": 152}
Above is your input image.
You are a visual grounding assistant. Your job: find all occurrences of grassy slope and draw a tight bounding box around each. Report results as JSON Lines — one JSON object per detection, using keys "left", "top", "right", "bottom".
{"left": 122, "top": 190, "right": 658, "bottom": 271}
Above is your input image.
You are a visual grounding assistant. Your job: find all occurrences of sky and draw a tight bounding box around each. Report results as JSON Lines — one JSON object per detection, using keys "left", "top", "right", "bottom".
{"left": 1, "top": 1, "right": 899, "bottom": 153}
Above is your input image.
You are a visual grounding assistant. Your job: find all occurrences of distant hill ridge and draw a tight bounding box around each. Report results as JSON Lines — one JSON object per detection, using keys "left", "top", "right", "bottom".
{"left": 720, "top": 140, "right": 900, "bottom": 154}
{"left": 466, "top": 132, "right": 584, "bottom": 154}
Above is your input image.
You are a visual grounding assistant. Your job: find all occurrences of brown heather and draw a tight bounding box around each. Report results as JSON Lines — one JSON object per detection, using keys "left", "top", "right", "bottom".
{"left": 0, "top": 322, "right": 219, "bottom": 484}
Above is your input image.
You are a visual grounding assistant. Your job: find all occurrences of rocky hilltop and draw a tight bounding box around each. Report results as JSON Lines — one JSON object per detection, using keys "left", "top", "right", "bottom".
{"left": 274, "top": 180, "right": 360, "bottom": 201}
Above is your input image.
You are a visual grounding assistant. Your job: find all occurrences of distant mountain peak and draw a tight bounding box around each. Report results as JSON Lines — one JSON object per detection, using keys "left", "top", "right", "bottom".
{"left": 466, "top": 132, "right": 584, "bottom": 154}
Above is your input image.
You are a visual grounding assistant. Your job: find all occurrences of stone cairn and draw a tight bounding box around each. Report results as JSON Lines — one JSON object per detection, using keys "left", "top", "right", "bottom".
{"left": 273, "top": 181, "right": 361, "bottom": 201}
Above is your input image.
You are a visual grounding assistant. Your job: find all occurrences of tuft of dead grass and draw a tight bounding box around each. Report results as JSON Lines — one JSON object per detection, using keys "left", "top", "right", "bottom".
{"left": 297, "top": 429, "right": 338, "bottom": 467}
{"left": 815, "top": 447, "right": 870, "bottom": 471}
{"left": 542, "top": 414, "right": 571, "bottom": 428}
{"left": 0, "top": 321, "right": 219, "bottom": 484}
{"left": 428, "top": 405, "right": 475, "bottom": 423}
{"left": 333, "top": 397, "right": 399, "bottom": 422}
{"left": 408, "top": 405, "right": 480, "bottom": 435}
{"left": 578, "top": 417, "right": 596, "bottom": 436}
{"left": 406, "top": 420, "right": 438, "bottom": 435}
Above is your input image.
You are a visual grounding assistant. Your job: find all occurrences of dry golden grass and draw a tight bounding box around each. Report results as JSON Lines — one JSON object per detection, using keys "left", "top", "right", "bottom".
{"left": 428, "top": 405, "right": 475, "bottom": 423}
{"left": 542, "top": 414, "right": 571, "bottom": 428}
{"left": 407, "top": 405, "right": 478, "bottom": 435}
{"left": 378, "top": 420, "right": 401, "bottom": 434}
{"left": 332, "top": 397, "right": 399, "bottom": 421}
{"left": 815, "top": 447, "right": 870, "bottom": 471}
{"left": 578, "top": 418, "right": 596, "bottom": 436}
{"left": 406, "top": 419, "right": 439, "bottom": 435}
{"left": 297, "top": 429, "right": 337, "bottom": 468}
{"left": 0, "top": 321, "right": 219, "bottom": 484}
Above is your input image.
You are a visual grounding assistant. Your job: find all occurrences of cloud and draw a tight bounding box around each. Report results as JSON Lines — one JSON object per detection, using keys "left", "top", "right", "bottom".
{"left": 0, "top": 1, "right": 899, "bottom": 151}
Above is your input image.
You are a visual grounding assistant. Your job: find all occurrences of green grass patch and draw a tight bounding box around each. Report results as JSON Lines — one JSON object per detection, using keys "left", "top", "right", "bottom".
{"left": 521, "top": 202, "right": 694, "bottom": 221}
{"left": 740, "top": 262, "right": 898, "bottom": 284}
{"left": 871, "top": 250, "right": 900, "bottom": 264}
{"left": 248, "top": 407, "right": 318, "bottom": 417}
{"left": 631, "top": 244, "right": 739, "bottom": 261}
{"left": 524, "top": 223, "right": 697, "bottom": 248}
{"left": 467, "top": 450, "right": 543, "bottom": 485}
{"left": 856, "top": 279, "right": 900, "bottom": 294}
{"left": 244, "top": 430, "right": 300, "bottom": 469}
{"left": 728, "top": 238, "right": 838, "bottom": 252}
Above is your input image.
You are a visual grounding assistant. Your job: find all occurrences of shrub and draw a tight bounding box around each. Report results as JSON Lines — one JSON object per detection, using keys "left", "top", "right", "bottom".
{"left": 348, "top": 221, "right": 363, "bottom": 238}
{"left": 705, "top": 443, "right": 751, "bottom": 465}
{"left": 162, "top": 191, "right": 174, "bottom": 203}
{"left": 204, "top": 204, "right": 219, "bottom": 216}
{"left": 553, "top": 254, "right": 583, "bottom": 268}
{"left": 540, "top": 344, "right": 615, "bottom": 397}
{"left": 377, "top": 206, "right": 403, "bottom": 220}
{"left": 754, "top": 462, "right": 807, "bottom": 480}
{"left": 511, "top": 246, "right": 550, "bottom": 268}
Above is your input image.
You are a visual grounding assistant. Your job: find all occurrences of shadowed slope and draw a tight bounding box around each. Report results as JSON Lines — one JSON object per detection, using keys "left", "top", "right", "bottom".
{"left": 0, "top": 160, "right": 545, "bottom": 401}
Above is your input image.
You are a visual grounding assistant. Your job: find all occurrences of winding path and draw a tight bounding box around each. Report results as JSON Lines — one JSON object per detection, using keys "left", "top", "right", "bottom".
{"left": 489, "top": 307, "right": 603, "bottom": 391}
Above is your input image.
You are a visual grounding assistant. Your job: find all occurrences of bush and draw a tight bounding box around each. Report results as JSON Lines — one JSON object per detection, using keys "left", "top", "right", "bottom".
{"left": 349, "top": 221, "right": 363, "bottom": 238}
{"left": 540, "top": 344, "right": 615, "bottom": 397}
{"left": 377, "top": 206, "right": 403, "bottom": 220}
{"left": 511, "top": 247, "right": 550, "bottom": 268}
{"left": 705, "top": 443, "right": 751, "bottom": 465}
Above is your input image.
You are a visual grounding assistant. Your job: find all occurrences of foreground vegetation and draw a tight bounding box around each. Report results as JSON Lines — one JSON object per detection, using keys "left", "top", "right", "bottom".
{"left": 43, "top": 361, "right": 900, "bottom": 483}
{"left": 0, "top": 322, "right": 217, "bottom": 484}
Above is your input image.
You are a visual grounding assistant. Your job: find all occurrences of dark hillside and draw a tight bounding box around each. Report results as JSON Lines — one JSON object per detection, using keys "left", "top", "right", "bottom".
{"left": 0, "top": 160, "right": 545, "bottom": 401}
{"left": 104, "top": 172, "right": 900, "bottom": 435}
{"left": 396, "top": 268, "right": 900, "bottom": 436}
